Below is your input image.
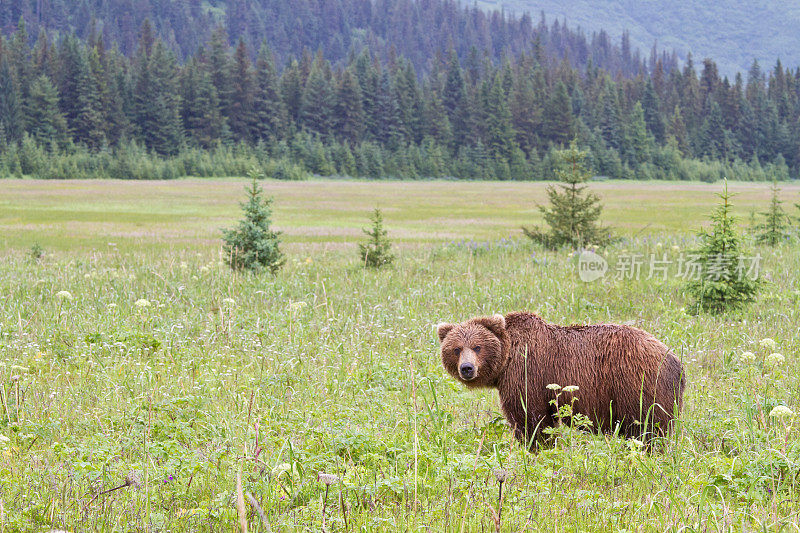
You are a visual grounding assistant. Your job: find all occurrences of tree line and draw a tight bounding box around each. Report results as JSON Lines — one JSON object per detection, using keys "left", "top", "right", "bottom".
{"left": 1, "top": 0, "right": 663, "bottom": 76}
{"left": 0, "top": 14, "right": 798, "bottom": 181}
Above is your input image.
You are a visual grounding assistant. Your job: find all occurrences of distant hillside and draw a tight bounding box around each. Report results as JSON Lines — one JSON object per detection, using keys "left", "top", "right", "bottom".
{"left": 0, "top": 0, "right": 662, "bottom": 76}
{"left": 478, "top": 0, "right": 800, "bottom": 75}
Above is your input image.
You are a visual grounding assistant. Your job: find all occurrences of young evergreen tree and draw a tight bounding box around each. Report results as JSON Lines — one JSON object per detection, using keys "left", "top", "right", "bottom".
{"left": 755, "top": 179, "right": 791, "bottom": 246}
{"left": 523, "top": 140, "right": 612, "bottom": 248}
{"left": 222, "top": 168, "right": 285, "bottom": 273}
{"left": 685, "top": 180, "right": 760, "bottom": 314}
{"left": 359, "top": 208, "right": 394, "bottom": 268}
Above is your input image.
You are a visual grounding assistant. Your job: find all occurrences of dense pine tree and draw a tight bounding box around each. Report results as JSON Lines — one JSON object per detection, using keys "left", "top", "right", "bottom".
{"left": 228, "top": 39, "right": 255, "bottom": 142}
{"left": 180, "top": 57, "right": 224, "bottom": 148}
{"left": 543, "top": 82, "right": 573, "bottom": 146}
{"left": 253, "top": 43, "right": 285, "bottom": 144}
{"left": 0, "top": 57, "right": 22, "bottom": 141}
{"left": 25, "top": 73, "right": 66, "bottom": 145}
{"left": 301, "top": 54, "right": 334, "bottom": 137}
{"left": 443, "top": 49, "right": 469, "bottom": 149}
{"left": 375, "top": 70, "right": 402, "bottom": 150}
{"left": 485, "top": 74, "right": 517, "bottom": 160}
{"left": 133, "top": 39, "right": 183, "bottom": 154}
{"left": 335, "top": 68, "right": 364, "bottom": 146}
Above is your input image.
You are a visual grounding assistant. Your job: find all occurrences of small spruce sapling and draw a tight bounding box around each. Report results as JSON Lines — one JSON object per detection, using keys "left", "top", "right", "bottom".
{"left": 30, "top": 242, "right": 44, "bottom": 262}
{"left": 685, "top": 180, "right": 760, "bottom": 314}
{"left": 359, "top": 208, "right": 394, "bottom": 267}
{"left": 222, "top": 167, "right": 285, "bottom": 273}
{"left": 755, "top": 180, "right": 790, "bottom": 246}
{"left": 522, "top": 140, "right": 612, "bottom": 249}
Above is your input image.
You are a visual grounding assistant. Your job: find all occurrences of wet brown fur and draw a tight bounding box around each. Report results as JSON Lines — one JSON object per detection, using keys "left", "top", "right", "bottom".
{"left": 437, "top": 312, "right": 686, "bottom": 448}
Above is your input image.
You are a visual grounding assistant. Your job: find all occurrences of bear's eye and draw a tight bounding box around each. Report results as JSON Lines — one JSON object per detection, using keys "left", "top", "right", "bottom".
{"left": 454, "top": 347, "right": 462, "bottom": 355}
{"left": 474, "top": 346, "right": 481, "bottom": 353}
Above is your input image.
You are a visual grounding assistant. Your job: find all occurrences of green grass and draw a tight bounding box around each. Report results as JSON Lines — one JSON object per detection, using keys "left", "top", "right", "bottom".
{"left": 2, "top": 178, "right": 797, "bottom": 251}
{"left": 1, "top": 179, "right": 800, "bottom": 531}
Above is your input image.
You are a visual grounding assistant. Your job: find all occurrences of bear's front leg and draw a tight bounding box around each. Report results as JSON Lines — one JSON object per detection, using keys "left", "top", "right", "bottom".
{"left": 500, "top": 394, "right": 553, "bottom": 450}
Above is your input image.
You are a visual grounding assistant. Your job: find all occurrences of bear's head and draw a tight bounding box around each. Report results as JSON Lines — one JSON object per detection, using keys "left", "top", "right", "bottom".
{"left": 436, "top": 314, "right": 508, "bottom": 388}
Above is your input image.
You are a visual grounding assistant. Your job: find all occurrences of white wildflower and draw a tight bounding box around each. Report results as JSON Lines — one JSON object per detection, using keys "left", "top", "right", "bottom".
{"left": 562, "top": 385, "right": 580, "bottom": 393}
{"left": 766, "top": 353, "right": 785, "bottom": 366}
{"left": 317, "top": 473, "right": 339, "bottom": 485}
{"left": 222, "top": 298, "right": 235, "bottom": 306}
{"left": 0, "top": 435, "right": 9, "bottom": 443}
{"left": 56, "top": 291, "right": 73, "bottom": 301}
{"left": 494, "top": 469, "right": 510, "bottom": 482}
{"left": 759, "top": 338, "right": 777, "bottom": 350}
{"left": 546, "top": 384, "right": 561, "bottom": 391}
{"left": 769, "top": 405, "right": 793, "bottom": 419}
{"left": 738, "top": 351, "right": 756, "bottom": 364}
{"left": 290, "top": 301, "right": 307, "bottom": 312}
{"left": 135, "top": 299, "right": 151, "bottom": 308}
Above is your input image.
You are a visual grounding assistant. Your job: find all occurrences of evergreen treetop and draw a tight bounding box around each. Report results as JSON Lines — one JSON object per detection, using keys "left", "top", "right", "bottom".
{"left": 685, "top": 180, "right": 760, "bottom": 314}
{"left": 222, "top": 168, "right": 285, "bottom": 273}
{"left": 359, "top": 208, "right": 394, "bottom": 268}
{"left": 755, "top": 180, "right": 791, "bottom": 246}
{"left": 523, "top": 140, "right": 612, "bottom": 249}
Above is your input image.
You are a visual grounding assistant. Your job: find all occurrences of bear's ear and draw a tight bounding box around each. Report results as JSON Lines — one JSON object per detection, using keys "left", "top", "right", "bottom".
{"left": 436, "top": 322, "right": 455, "bottom": 343}
{"left": 472, "top": 314, "right": 506, "bottom": 339}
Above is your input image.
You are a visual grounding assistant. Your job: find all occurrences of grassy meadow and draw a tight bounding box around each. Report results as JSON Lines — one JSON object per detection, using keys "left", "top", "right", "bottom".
{"left": 2, "top": 178, "right": 800, "bottom": 531}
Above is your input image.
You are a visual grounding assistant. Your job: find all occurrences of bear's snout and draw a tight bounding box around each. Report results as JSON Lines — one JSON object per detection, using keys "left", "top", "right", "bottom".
{"left": 459, "top": 362, "right": 475, "bottom": 380}
{"left": 457, "top": 348, "right": 479, "bottom": 381}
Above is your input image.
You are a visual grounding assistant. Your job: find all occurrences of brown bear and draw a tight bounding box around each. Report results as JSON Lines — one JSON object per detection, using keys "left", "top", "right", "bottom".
{"left": 437, "top": 312, "right": 685, "bottom": 447}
